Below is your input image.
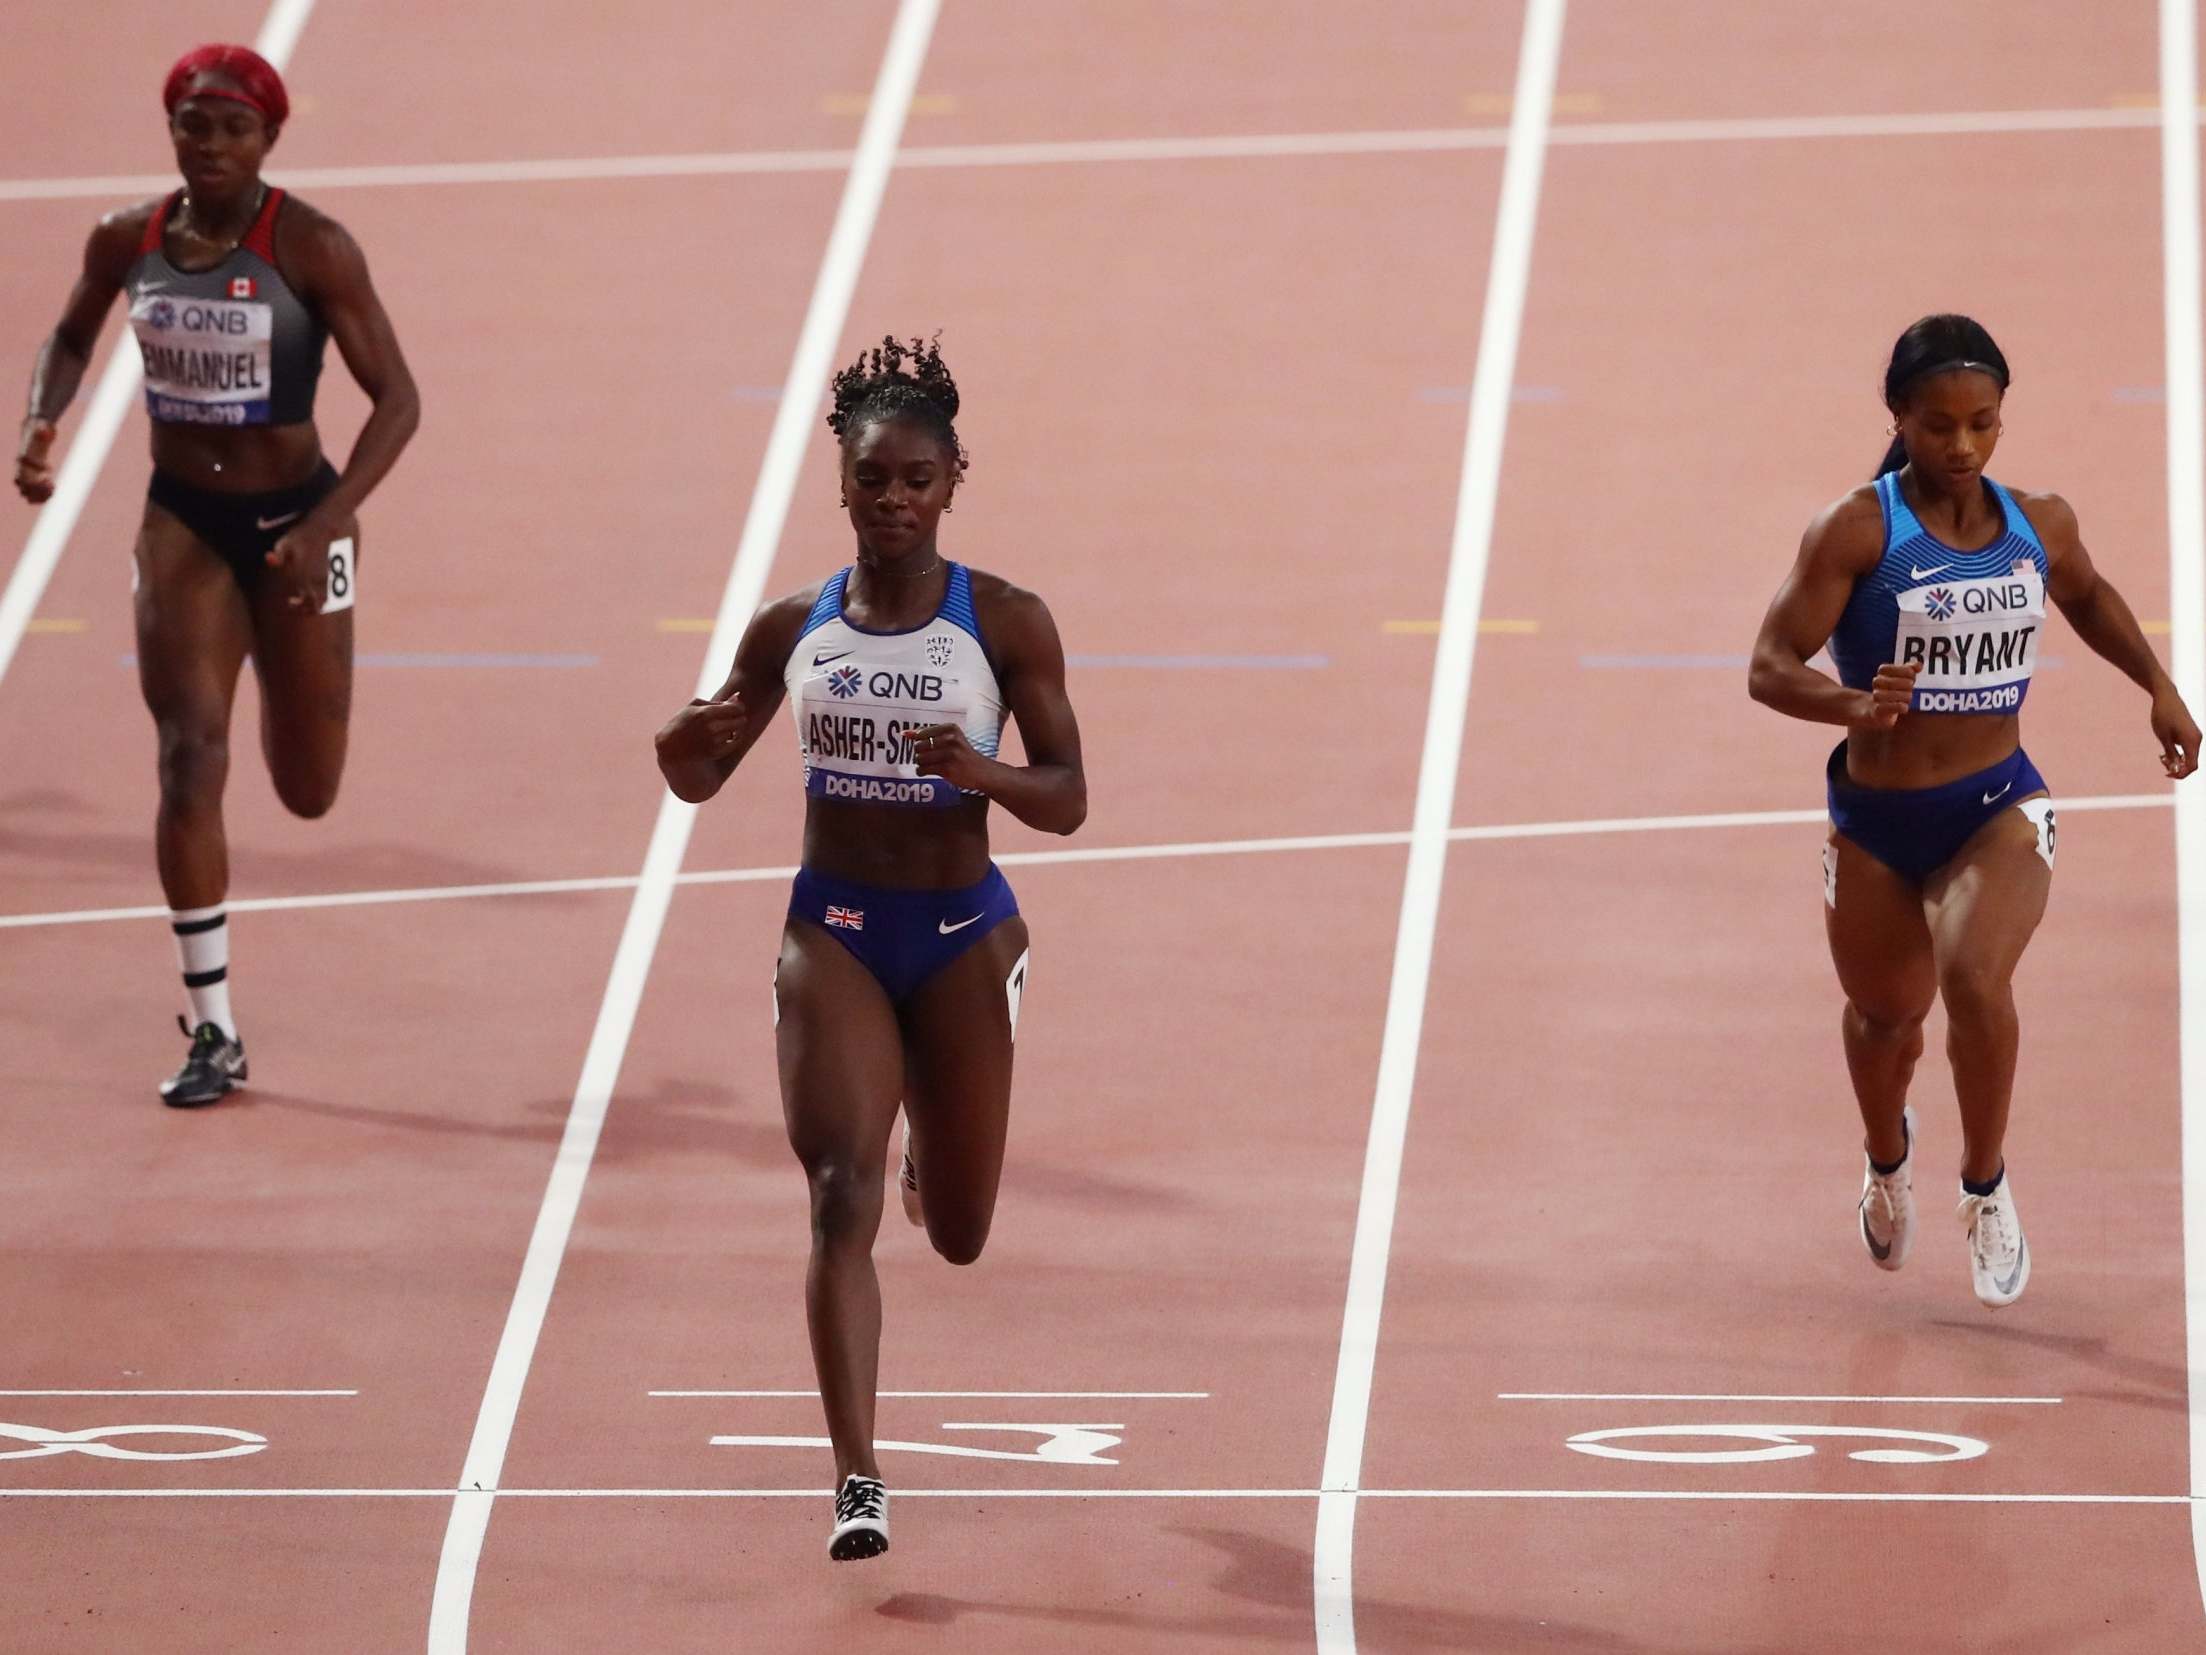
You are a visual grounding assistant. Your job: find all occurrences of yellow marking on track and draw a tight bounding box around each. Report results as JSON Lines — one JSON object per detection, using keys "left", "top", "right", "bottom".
{"left": 1466, "top": 91, "right": 1600, "bottom": 116}
{"left": 2146, "top": 619, "right": 2173, "bottom": 634}
{"left": 25, "top": 618, "right": 86, "bottom": 634}
{"left": 657, "top": 618, "right": 717, "bottom": 633}
{"left": 1384, "top": 618, "right": 1539, "bottom": 635}
{"left": 824, "top": 92, "right": 958, "bottom": 116}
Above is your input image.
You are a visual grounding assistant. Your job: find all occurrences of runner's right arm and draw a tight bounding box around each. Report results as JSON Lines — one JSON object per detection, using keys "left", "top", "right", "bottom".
{"left": 654, "top": 590, "right": 809, "bottom": 804}
{"left": 1748, "top": 488, "right": 1914, "bottom": 729}
{"left": 16, "top": 210, "right": 144, "bottom": 503}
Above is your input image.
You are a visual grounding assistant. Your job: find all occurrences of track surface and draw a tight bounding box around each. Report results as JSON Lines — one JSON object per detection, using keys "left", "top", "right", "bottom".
{"left": 1, "top": 3, "right": 2198, "bottom": 1650}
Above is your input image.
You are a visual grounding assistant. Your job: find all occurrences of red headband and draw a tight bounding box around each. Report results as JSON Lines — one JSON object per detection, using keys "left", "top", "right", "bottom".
{"left": 163, "top": 45, "right": 289, "bottom": 128}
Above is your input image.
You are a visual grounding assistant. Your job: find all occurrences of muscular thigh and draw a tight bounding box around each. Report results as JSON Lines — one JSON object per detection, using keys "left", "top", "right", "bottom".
{"left": 775, "top": 920, "right": 905, "bottom": 1167}
{"left": 1923, "top": 799, "right": 2053, "bottom": 984}
{"left": 1824, "top": 828, "right": 1935, "bottom": 1021}
{"left": 899, "top": 916, "right": 1030, "bottom": 1208}
{"left": 133, "top": 503, "right": 250, "bottom": 725}
{"left": 249, "top": 519, "right": 356, "bottom": 750}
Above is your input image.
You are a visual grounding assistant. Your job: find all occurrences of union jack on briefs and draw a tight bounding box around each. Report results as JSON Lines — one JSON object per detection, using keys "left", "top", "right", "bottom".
{"left": 825, "top": 905, "right": 865, "bottom": 930}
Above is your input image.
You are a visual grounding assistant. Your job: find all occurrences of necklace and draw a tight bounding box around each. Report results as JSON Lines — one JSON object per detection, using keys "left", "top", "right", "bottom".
{"left": 856, "top": 553, "right": 942, "bottom": 580}
{"left": 178, "top": 181, "right": 268, "bottom": 253}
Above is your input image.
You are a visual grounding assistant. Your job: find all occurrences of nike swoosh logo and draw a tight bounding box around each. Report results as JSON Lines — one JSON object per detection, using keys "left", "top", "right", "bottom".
{"left": 256, "top": 511, "right": 302, "bottom": 532}
{"left": 139, "top": 280, "right": 170, "bottom": 294}
{"left": 1910, "top": 563, "right": 1952, "bottom": 580}
{"left": 938, "top": 913, "right": 983, "bottom": 934}
{"left": 1982, "top": 783, "right": 2012, "bottom": 805}
{"left": 812, "top": 649, "right": 853, "bottom": 666}
{"left": 1995, "top": 1236, "right": 2027, "bottom": 1298}
{"left": 1860, "top": 1202, "right": 1892, "bottom": 1261}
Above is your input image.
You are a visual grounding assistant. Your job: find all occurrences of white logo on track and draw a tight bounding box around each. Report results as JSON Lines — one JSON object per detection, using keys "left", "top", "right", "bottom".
{"left": 0, "top": 1421, "right": 268, "bottom": 1461}
{"left": 1564, "top": 1424, "right": 1987, "bottom": 1465}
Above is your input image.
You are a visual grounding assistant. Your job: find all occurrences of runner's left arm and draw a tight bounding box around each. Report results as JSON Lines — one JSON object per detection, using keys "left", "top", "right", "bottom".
{"left": 2036, "top": 490, "right": 2199, "bottom": 778}
{"left": 912, "top": 585, "right": 1087, "bottom": 834}
{"left": 266, "top": 209, "right": 422, "bottom": 603}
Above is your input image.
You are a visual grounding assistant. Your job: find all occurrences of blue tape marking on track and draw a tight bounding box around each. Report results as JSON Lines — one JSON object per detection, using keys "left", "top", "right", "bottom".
{"left": 1582, "top": 652, "right": 2067, "bottom": 671}
{"left": 2114, "top": 385, "right": 2169, "bottom": 402}
{"left": 1580, "top": 653, "right": 1751, "bottom": 669}
{"left": 1419, "top": 385, "right": 1561, "bottom": 403}
{"left": 117, "top": 652, "right": 601, "bottom": 669}
{"left": 1065, "top": 653, "right": 1329, "bottom": 669}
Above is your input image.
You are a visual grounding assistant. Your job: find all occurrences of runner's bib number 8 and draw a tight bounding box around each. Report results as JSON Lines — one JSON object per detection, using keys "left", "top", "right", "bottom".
{"left": 323, "top": 537, "right": 356, "bottom": 615}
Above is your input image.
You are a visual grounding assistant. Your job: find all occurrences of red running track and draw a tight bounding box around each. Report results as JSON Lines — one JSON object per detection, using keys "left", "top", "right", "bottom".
{"left": 0, "top": 2, "right": 2199, "bottom": 1650}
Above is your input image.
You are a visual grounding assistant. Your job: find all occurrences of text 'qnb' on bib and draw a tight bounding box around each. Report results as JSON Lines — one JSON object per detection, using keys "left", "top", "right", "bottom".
{"left": 1894, "top": 565, "right": 2045, "bottom": 714}
{"left": 130, "top": 293, "right": 274, "bottom": 426}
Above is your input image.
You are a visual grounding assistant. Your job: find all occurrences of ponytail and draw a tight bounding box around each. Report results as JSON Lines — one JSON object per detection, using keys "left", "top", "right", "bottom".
{"left": 1874, "top": 431, "right": 1908, "bottom": 477}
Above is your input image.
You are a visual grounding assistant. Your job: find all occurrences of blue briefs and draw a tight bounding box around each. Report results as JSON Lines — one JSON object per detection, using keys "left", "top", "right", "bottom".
{"left": 788, "top": 863, "right": 1019, "bottom": 1005}
{"left": 1825, "top": 741, "right": 2049, "bottom": 884}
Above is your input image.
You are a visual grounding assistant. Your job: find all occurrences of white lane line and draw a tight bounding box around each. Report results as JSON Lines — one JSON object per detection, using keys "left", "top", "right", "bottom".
{"left": 1312, "top": 5, "right": 1564, "bottom": 1651}
{"left": 649, "top": 1390, "right": 1209, "bottom": 1399}
{"left": 2164, "top": 0, "right": 2206, "bottom": 1624}
{"left": 2, "top": 791, "right": 2177, "bottom": 933}
{"left": 422, "top": 4, "right": 941, "bottom": 1647}
{"left": 0, "top": 105, "right": 2171, "bottom": 206}
{"left": 0, "top": 0, "right": 321, "bottom": 696}
{"left": 0, "top": 1486, "right": 2191, "bottom": 1504}
{"left": 0, "top": 1388, "right": 356, "bottom": 1397}
{"left": 1499, "top": 1393, "right": 2061, "bottom": 1405}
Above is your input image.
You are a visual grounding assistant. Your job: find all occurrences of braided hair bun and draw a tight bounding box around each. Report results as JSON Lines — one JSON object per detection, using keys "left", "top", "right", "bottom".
{"left": 826, "top": 334, "right": 969, "bottom": 480}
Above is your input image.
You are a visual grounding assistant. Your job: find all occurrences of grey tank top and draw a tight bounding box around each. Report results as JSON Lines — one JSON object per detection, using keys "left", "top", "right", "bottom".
{"left": 124, "top": 188, "right": 327, "bottom": 427}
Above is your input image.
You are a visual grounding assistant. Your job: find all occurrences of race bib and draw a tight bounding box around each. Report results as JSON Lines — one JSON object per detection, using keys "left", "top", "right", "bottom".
{"left": 323, "top": 537, "right": 356, "bottom": 615}
{"left": 1894, "top": 565, "right": 2044, "bottom": 714}
{"left": 794, "top": 661, "right": 971, "bottom": 807}
{"left": 131, "top": 292, "right": 274, "bottom": 426}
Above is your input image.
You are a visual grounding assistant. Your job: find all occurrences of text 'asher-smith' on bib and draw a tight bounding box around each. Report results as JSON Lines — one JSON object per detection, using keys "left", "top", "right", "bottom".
{"left": 783, "top": 563, "right": 1006, "bottom": 809}
{"left": 1829, "top": 471, "right": 2052, "bottom": 717}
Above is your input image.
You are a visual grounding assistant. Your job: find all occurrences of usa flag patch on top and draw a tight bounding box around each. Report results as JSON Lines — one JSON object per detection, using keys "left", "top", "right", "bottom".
{"left": 825, "top": 905, "right": 865, "bottom": 931}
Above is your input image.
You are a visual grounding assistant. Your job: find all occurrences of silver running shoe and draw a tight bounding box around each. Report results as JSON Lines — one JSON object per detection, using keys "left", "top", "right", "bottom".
{"left": 1957, "top": 1172, "right": 2030, "bottom": 1309}
{"left": 1858, "top": 1108, "right": 1915, "bottom": 1271}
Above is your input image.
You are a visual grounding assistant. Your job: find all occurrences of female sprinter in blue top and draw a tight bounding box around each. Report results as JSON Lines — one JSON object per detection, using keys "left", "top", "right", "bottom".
{"left": 654, "top": 336, "right": 1086, "bottom": 1559}
{"left": 1750, "top": 313, "right": 2197, "bottom": 1309}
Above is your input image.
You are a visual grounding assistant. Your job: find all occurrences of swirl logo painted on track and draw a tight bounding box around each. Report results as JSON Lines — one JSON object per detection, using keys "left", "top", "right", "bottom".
{"left": 1564, "top": 1424, "right": 1987, "bottom": 1465}
{"left": 0, "top": 1422, "right": 268, "bottom": 1461}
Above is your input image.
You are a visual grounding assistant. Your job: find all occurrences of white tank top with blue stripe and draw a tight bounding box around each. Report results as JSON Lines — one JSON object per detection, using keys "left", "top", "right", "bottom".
{"left": 1828, "top": 473, "right": 2050, "bottom": 716}
{"left": 783, "top": 562, "right": 1006, "bottom": 808}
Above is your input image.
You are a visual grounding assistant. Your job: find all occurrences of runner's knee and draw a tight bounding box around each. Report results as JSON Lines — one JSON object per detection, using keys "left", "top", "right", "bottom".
{"left": 1845, "top": 996, "right": 1928, "bottom": 1045}
{"left": 271, "top": 765, "right": 340, "bottom": 819}
{"left": 926, "top": 1213, "right": 991, "bottom": 1267}
{"left": 156, "top": 722, "right": 229, "bottom": 807}
{"left": 802, "top": 1155, "right": 882, "bottom": 1248}
{"left": 1938, "top": 960, "right": 2013, "bottom": 1028}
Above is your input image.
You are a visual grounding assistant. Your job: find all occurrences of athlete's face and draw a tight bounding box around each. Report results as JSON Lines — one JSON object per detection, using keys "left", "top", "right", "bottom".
{"left": 169, "top": 86, "right": 275, "bottom": 198}
{"left": 842, "top": 417, "right": 956, "bottom": 562}
{"left": 1893, "top": 369, "right": 2004, "bottom": 497}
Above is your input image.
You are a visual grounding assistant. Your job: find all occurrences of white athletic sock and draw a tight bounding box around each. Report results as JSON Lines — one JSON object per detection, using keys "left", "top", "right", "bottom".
{"left": 170, "top": 904, "right": 236, "bottom": 1040}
